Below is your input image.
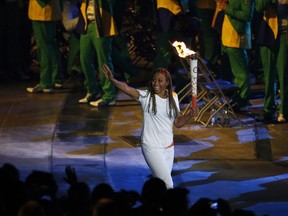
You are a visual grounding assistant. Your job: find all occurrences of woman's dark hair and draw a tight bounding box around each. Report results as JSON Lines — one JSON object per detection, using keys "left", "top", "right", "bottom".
{"left": 146, "top": 68, "right": 179, "bottom": 118}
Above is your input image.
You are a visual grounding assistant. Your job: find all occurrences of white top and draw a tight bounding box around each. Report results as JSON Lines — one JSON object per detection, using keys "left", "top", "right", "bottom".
{"left": 137, "top": 89, "right": 180, "bottom": 149}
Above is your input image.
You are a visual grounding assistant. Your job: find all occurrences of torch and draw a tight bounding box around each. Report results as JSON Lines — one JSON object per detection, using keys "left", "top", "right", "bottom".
{"left": 190, "top": 57, "right": 198, "bottom": 109}
{"left": 172, "top": 41, "right": 198, "bottom": 109}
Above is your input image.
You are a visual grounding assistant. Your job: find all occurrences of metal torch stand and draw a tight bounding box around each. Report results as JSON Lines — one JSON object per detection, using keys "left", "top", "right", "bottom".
{"left": 178, "top": 55, "right": 243, "bottom": 128}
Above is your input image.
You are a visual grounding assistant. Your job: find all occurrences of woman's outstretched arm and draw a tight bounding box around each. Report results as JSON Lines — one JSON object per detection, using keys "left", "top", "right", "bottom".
{"left": 102, "top": 64, "right": 140, "bottom": 101}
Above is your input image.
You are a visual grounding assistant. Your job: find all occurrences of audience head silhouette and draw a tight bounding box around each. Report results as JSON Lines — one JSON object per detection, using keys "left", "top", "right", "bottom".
{"left": 0, "top": 164, "right": 258, "bottom": 216}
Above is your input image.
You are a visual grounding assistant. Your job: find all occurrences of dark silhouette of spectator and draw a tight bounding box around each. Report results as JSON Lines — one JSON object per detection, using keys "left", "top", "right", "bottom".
{"left": 112, "top": 190, "right": 139, "bottom": 216}
{"left": 17, "top": 200, "right": 46, "bottom": 216}
{"left": 0, "top": 163, "right": 258, "bottom": 216}
{"left": 0, "top": 163, "right": 27, "bottom": 216}
{"left": 24, "top": 171, "right": 62, "bottom": 216}
{"left": 91, "top": 183, "right": 115, "bottom": 204}
{"left": 232, "top": 209, "right": 255, "bottom": 216}
{"left": 132, "top": 177, "right": 167, "bottom": 216}
{"left": 162, "top": 187, "right": 190, "bottom": 216}
{"left": 92, "top": 197, "right": 119, "bottom": 216}
{"left": 217, "top": 198, "right": 233, "bottom": 216}
{"left": 65, "top": 181, "right": 91, "bottom": 216}
{"left": 188, "top": 197, "right": 234, "bottom": 216}
{"left": 0, "top": 162, "right": 20, "bottom": 183}
{"left": 91, "top": 183, "right": 135, "bottom": 216}
{"left": 25, "top": 171, "right": 58, "bottom": 201}
{"left": 115, "top": 189, "right": 140, "bottom": 208}
{"left": 188, "top": 197, "right": 219, "bottom": 216}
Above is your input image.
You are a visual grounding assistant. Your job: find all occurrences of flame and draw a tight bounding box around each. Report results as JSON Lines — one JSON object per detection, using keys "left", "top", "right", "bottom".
{"left": 172, "top": 41, "right": 196, "bottom": 58}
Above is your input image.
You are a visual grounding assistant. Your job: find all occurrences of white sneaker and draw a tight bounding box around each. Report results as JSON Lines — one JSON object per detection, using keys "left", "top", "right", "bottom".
{"left": 54, "top": 83, "right": 63, "bottom": 88}
{"left": 90, "top": 98, "right": 116, "bottom": 107}
{"left": 79, "top": 93, "right": 92, "bottom": 103}
{"left": 78, "top": 93, "right": 101, "bottom": 103}
{"left": 26, "top": 85, "right": 53, "bottom": 93}
{"left": 277, "top": 114, "right": 286, "bottom": 123}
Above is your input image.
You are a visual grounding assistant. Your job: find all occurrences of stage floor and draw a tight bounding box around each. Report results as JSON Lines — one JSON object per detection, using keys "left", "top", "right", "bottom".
{"left": 1, "top": 79, "right": 288, "bottom": 216}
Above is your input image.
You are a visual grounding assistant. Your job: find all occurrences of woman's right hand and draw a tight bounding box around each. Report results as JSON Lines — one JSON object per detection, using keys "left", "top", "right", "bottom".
{"left": 102, "top": 64, "right": 114, "bottom": 81}
{"left": 216, "top": 0, "right": 228, "bottom": 10}
{"left": 102, "top": 63, "right": 140, "bottom": 101}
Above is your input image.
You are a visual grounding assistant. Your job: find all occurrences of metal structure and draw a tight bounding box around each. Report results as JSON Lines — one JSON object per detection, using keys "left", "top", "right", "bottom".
{"left": 173, "top": 44, "right": 242, "bottom": 128}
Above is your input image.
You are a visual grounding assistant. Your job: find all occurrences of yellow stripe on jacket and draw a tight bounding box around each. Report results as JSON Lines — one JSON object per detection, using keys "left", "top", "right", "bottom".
{"left": 222, "top": 15, "right": 251, "bottom": 49}
{"left": 263, "top": 6, "right": 278, "bottom": 40}
{"left": 79, "top": 0, "right": 117, "bottom": 37}
{"left": 156, "top": 0, "right": 182, "bottom": 15}
{"left": 28, "top": 0, "right": 62, "bottom": 21}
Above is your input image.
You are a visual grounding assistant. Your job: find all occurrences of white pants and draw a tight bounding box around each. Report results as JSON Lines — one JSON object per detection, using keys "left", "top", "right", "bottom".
{"left": 141, "top": 145, "right": 174, "bottom": 189}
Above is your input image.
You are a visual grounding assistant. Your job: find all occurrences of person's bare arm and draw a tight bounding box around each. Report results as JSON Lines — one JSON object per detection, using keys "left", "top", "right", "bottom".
{"left": 102, "top": 64, "right": 140, "bottom": 101}
{"left": 174, "top": 107, "right": 197, "bottom": 128}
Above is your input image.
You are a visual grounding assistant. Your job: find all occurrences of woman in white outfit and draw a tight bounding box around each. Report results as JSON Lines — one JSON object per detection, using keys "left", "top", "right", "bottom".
{"left": 102, "top": 64, "right": 195, "bottom": 188}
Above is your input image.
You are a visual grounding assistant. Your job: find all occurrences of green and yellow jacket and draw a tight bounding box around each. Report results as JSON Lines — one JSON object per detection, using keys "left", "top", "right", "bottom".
{"left": 222, "top": 0, "right": 254, "bottom": 49}
{"left": 28, "top": 0, "right": 62, "bottom": 21}
{"left": 78, "top": 0, "right": 117, "bottom": 37}
{"left": 156, "top": 0, "right": 182, "bottom": 15}
{"left": 255, "top": 0, "right": 288, "bottom": 47}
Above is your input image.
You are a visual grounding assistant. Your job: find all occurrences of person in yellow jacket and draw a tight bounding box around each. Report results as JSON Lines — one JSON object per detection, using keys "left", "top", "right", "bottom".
{"left": 152, "top": 0, "right": 183, "bottom": 72}
{"left": 152, "top": 0, "right": 198, "bottom": 94}
{"left": 254, "top": 0, "right": 288, "bottom": 123}
{"left": 219, "top": 0, "right": 254, "bottom": 112}
{"left": 77, "top": 0, "right": 118, "bottom": 107}
{"left": 26, "top": 0, "right": 64, "bottom": 93}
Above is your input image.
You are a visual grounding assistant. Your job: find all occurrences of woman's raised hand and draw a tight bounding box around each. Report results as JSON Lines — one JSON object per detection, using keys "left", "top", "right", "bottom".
{"left": 102, "top": 64, "right": 114, "bottom": 81}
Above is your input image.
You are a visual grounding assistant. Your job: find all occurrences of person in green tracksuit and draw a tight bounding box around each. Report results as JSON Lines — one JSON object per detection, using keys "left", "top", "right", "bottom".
{"left": 111, "top": 0, "right": 141, "bottom": 83}
{"left": 66, "top": 32, "right": 82, "bottom": 76}
{"left": 62, "top": 0, "right": 83, "bottom": 77}
{"left": 77, "top": 0, "right": 117, "bottom": 107}
{"left": 152, "top": 0, "right": 198, "bottom": 94}
{"left": 192, "top": 0, "right": 220, "bottom": 75}
{"left": 254, "top": 0, "right": 288, "bottom": 123}
{"left": 219, "top": 0, "right": 254, "bottom": 112}
{"left": 152, "top": 0, "right": 183, "bottom": 72}
{"left": 26, "top": 0, "right": 64, "bottom": 93}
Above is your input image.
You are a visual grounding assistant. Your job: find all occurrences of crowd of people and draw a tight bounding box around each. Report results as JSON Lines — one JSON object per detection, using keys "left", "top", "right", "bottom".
{"left": 0, "top": 163, "right": 257, "bottom": 216}
{"left": 0, "top": 0, "right": 287, "bottom": 122}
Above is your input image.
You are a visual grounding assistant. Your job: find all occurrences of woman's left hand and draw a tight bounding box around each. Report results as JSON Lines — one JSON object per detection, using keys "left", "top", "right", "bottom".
{"left": 189, "top": 107, "right": 198, "bottom": 119}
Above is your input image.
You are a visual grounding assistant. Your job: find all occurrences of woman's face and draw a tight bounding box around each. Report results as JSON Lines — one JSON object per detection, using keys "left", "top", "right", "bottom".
{"left": 152, "top": 72, "right": 169, "bottom": 97}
